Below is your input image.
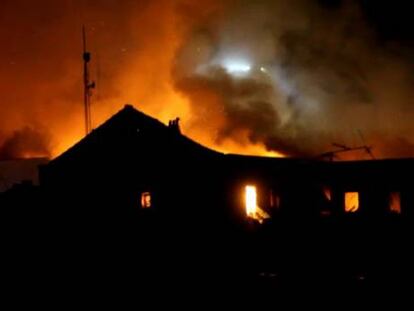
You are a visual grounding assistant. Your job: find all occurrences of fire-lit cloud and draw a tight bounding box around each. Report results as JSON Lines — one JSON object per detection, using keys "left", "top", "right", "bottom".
{"left": 0, "top": 126, "right": 51, "bottom": 160}
{"left": 1, "top": 0, "right": 414, "bottom": 160}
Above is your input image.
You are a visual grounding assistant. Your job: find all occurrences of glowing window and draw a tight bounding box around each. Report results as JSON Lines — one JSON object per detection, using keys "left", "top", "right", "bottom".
{"left": 141, "top": 192, "right": 151, "bottom": 208}
{"left": 323, "top": 187, "right": 332, "bottom": 201}
{"left": 345, "top": 192, "right": 359, "bottom": 213}
{"left": 245, "top": 185, "right": 257, "bottom": 217}
{"left": 244, "top": 185, "right": 270, "bottom": 223}
{"left": 389, "top": 192, "right": 401, "bottom": 214}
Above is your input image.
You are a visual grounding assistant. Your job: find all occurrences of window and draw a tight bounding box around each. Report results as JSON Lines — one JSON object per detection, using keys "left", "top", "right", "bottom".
{"left": 141, "top": 192, "right": 151, "bottom": 208}
{"left": 320, "top": 187, "right": 333, "bottom": 216}
{"left": 389, "top": 192, "right": 401, "bottom": 214}
{"left": 345, "top": 192, "right": 359, "bottom": 212}
{"left": 244, "top": 185, "right": 270, "bottom": 223}
{"left": 245, "top": 185, "right": 257, "bottom": 217}
{"left": 323, "top": 187, "right": 332, "bottom": 201}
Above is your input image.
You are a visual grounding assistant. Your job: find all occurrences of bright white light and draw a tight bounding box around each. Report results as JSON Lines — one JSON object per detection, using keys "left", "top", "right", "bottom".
{"left": 226, "top": 63, "right": 251, "bottom": 73}
{"left": 245, "top": 185, "right": 257, "bottom": 217}
{"left": 260, "top": 67, "right": 267, "bottom": 73}
{"left": 223, "top": 59, "right": 251, "bottom": 75}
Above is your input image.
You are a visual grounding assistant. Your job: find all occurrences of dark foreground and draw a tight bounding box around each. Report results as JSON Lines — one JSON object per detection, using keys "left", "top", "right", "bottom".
{"left": 2, "top": 200, "right": 413, "bottom": 306}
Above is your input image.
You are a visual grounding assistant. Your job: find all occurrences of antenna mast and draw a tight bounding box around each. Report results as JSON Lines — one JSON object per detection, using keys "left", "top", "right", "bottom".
{"left": 82, "top": 25, "right": 95, "bottom": 136}
{"left": 318, "top": 142, "right": 375, "bottom": 161}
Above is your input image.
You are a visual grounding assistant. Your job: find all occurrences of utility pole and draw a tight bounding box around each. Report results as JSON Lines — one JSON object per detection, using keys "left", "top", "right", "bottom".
{"left": 82, "top": 25, "right": 95, "bottom": 136}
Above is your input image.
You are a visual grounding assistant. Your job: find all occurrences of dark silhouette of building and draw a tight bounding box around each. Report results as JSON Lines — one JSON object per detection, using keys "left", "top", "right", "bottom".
{"left": 3, "top": 104, "right": 413, "bottom": 299}
{"left": 39, "top": 104, "right": 414, "bottom": 224}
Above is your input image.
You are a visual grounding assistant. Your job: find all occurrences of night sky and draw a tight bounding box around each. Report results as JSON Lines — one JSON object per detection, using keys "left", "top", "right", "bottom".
{"left": 1, "top": 0, "right": 414, "bottom": 159}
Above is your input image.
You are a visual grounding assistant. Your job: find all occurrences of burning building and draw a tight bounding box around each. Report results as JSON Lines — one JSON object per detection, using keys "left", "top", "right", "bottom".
{"left": 1, "top": 103, "right": 410, "bottom": 295}
{"left": 39, "top": 104, "right": 414, "bottom": 226}
{"left": 39, "top": 105, "right": 227, "bottom": 228}
{"left": 4, "top": 0, "right": 414, "bottom": 299}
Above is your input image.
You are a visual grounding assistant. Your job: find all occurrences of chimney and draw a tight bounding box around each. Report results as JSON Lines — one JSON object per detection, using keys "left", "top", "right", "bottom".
{"left": 168, "top": 117, "right": 181, "bottom": 135}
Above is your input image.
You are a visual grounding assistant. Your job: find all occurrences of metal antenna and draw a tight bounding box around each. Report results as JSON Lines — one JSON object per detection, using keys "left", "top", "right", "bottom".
{"left": 357, "top": 129, "right": 375, "bottom": 159}
{"left": 318, "top": 140, "right": 375, "bottom": 161}
{"left": 82, "top": 25, "right": 95, "bottom": 136}
{"left": 96, "top": 52, "right": 101, "bottom": 101}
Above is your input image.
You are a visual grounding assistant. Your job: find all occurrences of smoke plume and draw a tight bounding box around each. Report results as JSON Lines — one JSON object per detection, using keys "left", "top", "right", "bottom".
{"left": 1, "top": 0, "right": 414, "bottom": 159}
{"left": 172, "top": 0, "right": 414, "bottom": 158}
{"left": 0, "top": 127, "right": 51, "bottom": 160}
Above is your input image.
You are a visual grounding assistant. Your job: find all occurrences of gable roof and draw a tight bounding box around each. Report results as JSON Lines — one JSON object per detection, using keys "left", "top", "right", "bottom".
{"left": 48, "top": 104, "right": 221, "bottom": 167}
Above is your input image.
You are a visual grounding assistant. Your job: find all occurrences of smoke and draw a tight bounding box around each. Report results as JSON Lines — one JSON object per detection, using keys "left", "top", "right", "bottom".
{"left": 0, "top": 127, "right": 51, "bottom": 160}
{"left": 1, "top": 0, "right": 414, "bottom": 159}
{"left": 172, "top": 0, "right": 414, "bottom": 158}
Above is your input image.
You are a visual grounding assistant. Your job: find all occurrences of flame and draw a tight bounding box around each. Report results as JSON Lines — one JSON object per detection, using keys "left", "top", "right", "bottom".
{"left": 43, "top": 2, "right": 286, "bottom": 160}
{"left": 3, "top": 1, "right": 414, "bottom": 162}
{"left": 52, "top": 93, "right": 285, "bottom": 158}
{"left": 141, "top": 192, "right": 152, "bottom": 208}
{"left": 244, "top": 185, "right": 270, "bottom": 223}
{"left": 209, "top": 140, "right": 285, "bottom": 157}
{"left": 389, "top": 192, "right": 401, "bottom": 214}
{"left": 245, "top": 185, "right": 257, "bottom": 217}
{"left": 345, "top": 192, "right": 359, "bottom": 212}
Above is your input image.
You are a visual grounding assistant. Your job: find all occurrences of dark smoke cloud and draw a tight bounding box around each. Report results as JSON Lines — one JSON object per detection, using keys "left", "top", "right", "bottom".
{"left": 1, "top": 0, "right": 414, "bottom": 159}
{"left": 0, "top": 127, "right": 51, "bottom": 160}
{"left": 172, "top": 0, "right": 414, "bottom": 158}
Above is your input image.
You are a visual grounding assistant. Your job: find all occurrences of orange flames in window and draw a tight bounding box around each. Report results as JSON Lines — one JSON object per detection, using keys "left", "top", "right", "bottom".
{"left": 141, "top": 192, "right": 151, "bottom": 208}
{"left": 389, "top": 192, "right": 401, "bottom": 214}
{"left": 345, "top": 192, "right": 359, "bottom": 212}
{"left": 245, "top": 185, "right": 257, "bottom": 217}
{"left": 244, "top": 185, "right": 270, "bottom": 223}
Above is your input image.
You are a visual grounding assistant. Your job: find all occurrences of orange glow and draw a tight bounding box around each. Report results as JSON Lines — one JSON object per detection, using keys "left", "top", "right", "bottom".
{"left": 323, "top": 187, "right": 332, "bottom": 201}
{"left": 345, "top": 192, "right": 359, "bottom": 212}
{"left": 389, "top": 192, "right": 401, "bottom": 214}
{"left": 29, "top": 2, "right": 286, "bottom": 160}
{"left": 216, "top": 142, "right": 285, "bottom": 157}
{"left": 20, "top": 152, "right": 50, "bottom": 159}
{"left": 244, "top": 185, "right": 270, "bottom": 223}
{"left": 51, "top": 99, "right": 286, "bottom": 159}
{"left": 141, "top": 192, "right": 151, "bottom": 208}
{"left": 245, "top": 185, "right": 257, "bottom": 217}
{"left": 3, "top": 1, "right": 414, "bottom": 162}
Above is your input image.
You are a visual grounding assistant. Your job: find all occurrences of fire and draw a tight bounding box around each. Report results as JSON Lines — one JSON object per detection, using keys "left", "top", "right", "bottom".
{"left": 51, "top": 96, "right": 285, "bottom": 159}
{"left": 345, "top": 192, "right": 359, "bottom": 212}
{"left": 244, "top": 185, "right": 270, "bottom": 223}
{"left": 389, "top": 192, "right": 401, "bottom": 214}
{"left": 180, "top": 122, "right": 285, "bottom": 158}
{"left": 42, "top": 2, "right": 286, "bottom": 160}
{"left": 141, "top": 192, "right": 152, "bottom": 208}
{"left": 3, "top": 1, "right": 414, "bottom": 162}
{"left": 213, "top": 140, "right": 285, "bottom": 157}
{"left": 245, "top": 185, "right": 257, "bottom": 217}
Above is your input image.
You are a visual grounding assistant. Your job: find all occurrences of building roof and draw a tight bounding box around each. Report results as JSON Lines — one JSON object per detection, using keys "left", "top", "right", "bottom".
{"left": 46, "top": 104, "right": 414, "bottom": 176}
{"left": 47, "top": 104, "right": 221, "bottom": 168}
